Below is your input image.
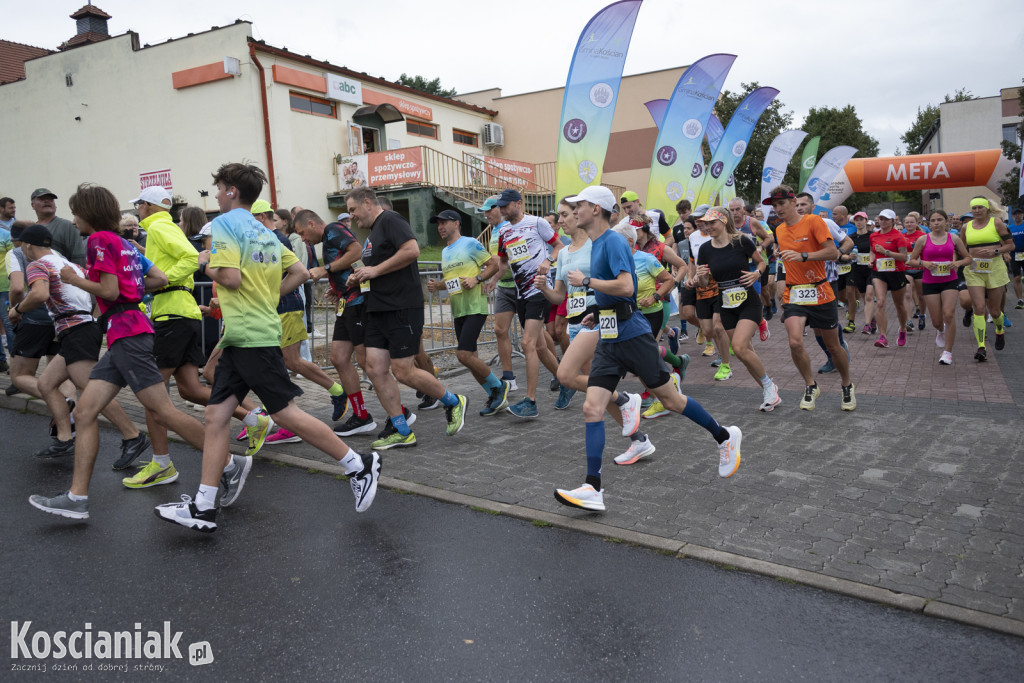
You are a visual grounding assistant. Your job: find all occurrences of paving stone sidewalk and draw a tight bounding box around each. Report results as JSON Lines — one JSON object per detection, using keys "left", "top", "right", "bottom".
{"left": 4, "top": 296, "right": 1023, "bottom": 634}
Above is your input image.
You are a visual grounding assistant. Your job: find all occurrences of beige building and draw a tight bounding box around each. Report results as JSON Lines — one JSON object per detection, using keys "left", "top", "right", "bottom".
{"left": 460, "top": 66, "right": 689, "bottom": 204}
{"left": 0, "top": 6, "right": 499, "bottom": 242}
{"left": 918, "top": 87, "right": 1022, "bottom": 214}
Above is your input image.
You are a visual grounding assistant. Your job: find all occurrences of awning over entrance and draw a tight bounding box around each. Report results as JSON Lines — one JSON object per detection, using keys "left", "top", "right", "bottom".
{"left": 353, "top": 103, "right": 404, "bottom": 124}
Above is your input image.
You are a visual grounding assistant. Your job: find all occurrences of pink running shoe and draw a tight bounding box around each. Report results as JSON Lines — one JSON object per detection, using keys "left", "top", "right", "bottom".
{"left": 264, "top": 428, "right": 301, "bottom": 444}
{"left": 758, "top": 319, "right": 770, "bottom": 342}
{"left": 897, "top": 330, "right": 907, "bottom": 347}
{"left": 874, "top": 334, "right": 889, "bottom": 348}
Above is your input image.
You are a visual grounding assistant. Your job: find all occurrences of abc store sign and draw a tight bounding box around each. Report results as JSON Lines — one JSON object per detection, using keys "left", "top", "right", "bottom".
{"left": 326, "top": 74, "right": 363, "bottom": 106}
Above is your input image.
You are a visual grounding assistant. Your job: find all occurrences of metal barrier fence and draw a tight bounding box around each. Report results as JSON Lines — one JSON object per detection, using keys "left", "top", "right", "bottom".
{"left": 191, "top": 266, "right": 525, "bottom": 374}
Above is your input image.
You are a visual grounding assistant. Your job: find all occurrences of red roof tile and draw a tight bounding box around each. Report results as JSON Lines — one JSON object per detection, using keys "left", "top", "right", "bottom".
{"left": 0, "top": 39, "right": 53, "bottom": 86}
{"left": 70, "top": 4, "right": 112, "bottom": 20}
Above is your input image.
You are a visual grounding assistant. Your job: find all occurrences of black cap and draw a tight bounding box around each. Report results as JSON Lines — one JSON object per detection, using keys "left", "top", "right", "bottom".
{"left": 429, "top": 209, "right": 461, "bottom": 224}
{"left": 494, "top": 188, "right": 523, "bottom": 207}
{"left": 762, "top": 188, "right": 795, "bottom": 205}
{"left": 9, "top": 223, "right": 26, "bottom": 242}
{"left": 20, "top": 224, "right": 53, "bottom": 247}
{"left": 31, "top": 188, "right": 57, "bottom": 200}
{"left": 1014, "top": 207, "right": 1024, "bottom": 214}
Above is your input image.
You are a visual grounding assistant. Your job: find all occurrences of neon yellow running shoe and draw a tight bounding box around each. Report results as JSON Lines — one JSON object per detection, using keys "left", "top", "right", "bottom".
{"left": 246, "top": 414, "right": 274, "bottom": 457}
{"left": 642, "top": 400, "right": 669, "bottom": 419}
{"left": 123, "top": 461, "right": 179, "bottom": 489}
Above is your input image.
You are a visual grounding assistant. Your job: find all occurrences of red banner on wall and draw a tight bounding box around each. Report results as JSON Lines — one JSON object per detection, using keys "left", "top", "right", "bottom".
{"left": 338, "top": 148, "right": 424, "bottom": 190}
{"left": 140, "top": 169, "right": 173, "bottom": 191}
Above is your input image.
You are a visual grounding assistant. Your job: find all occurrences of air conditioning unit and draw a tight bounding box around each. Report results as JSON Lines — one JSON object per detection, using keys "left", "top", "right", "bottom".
{"left": 483, "top": 122, "right": 504, "bottom": 147}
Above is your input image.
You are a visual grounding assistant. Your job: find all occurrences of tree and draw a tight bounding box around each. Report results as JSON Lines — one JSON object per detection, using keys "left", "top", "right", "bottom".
{"left": 396, "top": 73, "right": 457, "bottom": 98}
{"left": 899, "top": 88, "right": 974, "bottom": 156}
{"left": 786, "top": 104, "right": 881, "bottom": 211}
{"left": 713, "top": 82, "right": 794, "bottom": 204}
{"left": 997, "top": 87, "right": 1023, "bottom": 208}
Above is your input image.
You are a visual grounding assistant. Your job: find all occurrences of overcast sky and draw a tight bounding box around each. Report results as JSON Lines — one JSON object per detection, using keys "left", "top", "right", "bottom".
{"left": 6, "top": 0, "right": 1022, "bottom": 156}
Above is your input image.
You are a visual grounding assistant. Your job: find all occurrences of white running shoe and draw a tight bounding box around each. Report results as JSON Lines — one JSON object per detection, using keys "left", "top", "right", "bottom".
{"left": 554, "top": 483, "right": 606, "bottom": 511}
{"left": 936, "top": 326, "right": 946, "bottom": 348}
{"left": 614, "top": 437, "right": 656, "bottom": 465}
{"left": 718, "top": 426, "right": 742, "bottom": 477}
{"left": 759, "top": 382, "right": 781, "bottom": 412}
{"left": 939, "top": 350, "right": 953, "bottom": 365}
{"left": 619, "top": 392, "right": 641, "bottom": 437}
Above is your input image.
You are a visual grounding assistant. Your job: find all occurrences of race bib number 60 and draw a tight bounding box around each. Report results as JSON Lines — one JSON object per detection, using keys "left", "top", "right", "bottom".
{"left": 972, "top": 258, "right": 993, "bottom": 273}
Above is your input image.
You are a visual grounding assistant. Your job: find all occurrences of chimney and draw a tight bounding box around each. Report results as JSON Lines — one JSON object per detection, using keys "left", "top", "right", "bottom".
{"left": 62, "top": 4, "right": 112, "bottom": 49}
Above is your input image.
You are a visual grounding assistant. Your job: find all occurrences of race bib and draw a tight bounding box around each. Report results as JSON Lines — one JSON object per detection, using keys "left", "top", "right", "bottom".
{"left": 445, "top": 277, "right": 462, "bottom": 295}
{"left": 876, "top": 257, "right": 896, "bottom": 272}
{"left": 721, "top": 287, "right": 747, "bottom": 309}
{"left": 790, "top": 284, "right": 819, "bottom": 305}
{"left": 567, "top": 292, "right": 587, "bottom": 317}
{"left": 336, "top": 299, "right": 346, "bottom": 316}
{"left": 1015, "top": 252, "right": 1024, "bottom": 262}
{"left": 360, "top": 280, "right": 371, "bottom": 293}
{"left": 599, "top": 309, "right": 618, "bottom": 340}
{"left": 507, "top": 239, "right": 530, "bottom": 264}
{"left": 857, "top": 253, "right": 872, "bottom": 266}
{"left": 972, "top": 258, "right": 993, "bottom": 273}
{"left": 837, "top": 263, "right": 852, "bottom": 275}
{"left": 930, "top": 262, "right": 952, "bottom": 277}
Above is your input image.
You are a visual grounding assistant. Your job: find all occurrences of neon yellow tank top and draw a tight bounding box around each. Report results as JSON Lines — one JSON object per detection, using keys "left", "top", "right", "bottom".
{"left": 964, "top": 217, "right": 999, "bottom": 247}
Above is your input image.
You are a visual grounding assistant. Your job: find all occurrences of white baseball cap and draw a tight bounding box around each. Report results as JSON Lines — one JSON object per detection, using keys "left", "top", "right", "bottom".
{"left": 131, "top": 186, "right": 172, "bottom": 208}
{"left": 565, "top": 185, "right": 616, "bottom": 211}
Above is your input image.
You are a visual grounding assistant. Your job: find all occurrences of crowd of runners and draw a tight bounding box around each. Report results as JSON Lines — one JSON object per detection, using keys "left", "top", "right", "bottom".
{"left": 2, "top": 167, "right": 1020, "bottom": 529}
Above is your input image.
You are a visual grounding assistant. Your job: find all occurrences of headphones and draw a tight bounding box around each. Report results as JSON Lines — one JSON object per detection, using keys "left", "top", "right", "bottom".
{"left": 227, "top": 192, "right": 234, "bottom": 197}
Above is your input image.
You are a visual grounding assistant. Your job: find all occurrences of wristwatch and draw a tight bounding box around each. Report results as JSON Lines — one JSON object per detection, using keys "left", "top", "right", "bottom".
{"left": 547, "top": 256, "right": 557, "bottom": 264}
{"left": 475, "top": 274, "right": 484, "bottom": 283}
{"left": 652, "top": 292, "right": 661, "bottom": 302}
{"left": 582, "top": 276, "right": 591, "bottom": 288}
{"left": 801, "top": 252, "right": 808, "bottom": 261}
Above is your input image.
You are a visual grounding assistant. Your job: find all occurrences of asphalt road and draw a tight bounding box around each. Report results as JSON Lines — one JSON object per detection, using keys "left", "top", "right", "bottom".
{"left": 3, "top": 409, "right": 1022, "bottom": 681}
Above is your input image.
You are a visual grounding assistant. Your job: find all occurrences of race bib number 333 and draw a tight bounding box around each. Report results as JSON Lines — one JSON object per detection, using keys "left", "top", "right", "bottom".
{"left": 507, "top": 239, "right": 530, "bottom": 264}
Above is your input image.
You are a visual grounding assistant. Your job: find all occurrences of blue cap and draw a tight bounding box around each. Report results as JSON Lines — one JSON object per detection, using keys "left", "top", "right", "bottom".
{"left": 477, "top": 196, "right": 499, "bottom": 213}
{"left": 494, "top": 188, "right": 523, "bottom": 207}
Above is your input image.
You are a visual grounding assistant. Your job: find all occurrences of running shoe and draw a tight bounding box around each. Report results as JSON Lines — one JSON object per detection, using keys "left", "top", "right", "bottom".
{"left": 123, "top": 461, "right": 179, "bottom": 489}
{"left": 220, "top": 454, "right": 253, "bottom": 507}
{"left": 418, "top": 394, "right": 441, "bottom": 411}
{"left": 614, "top": 437, "right": 656, "bottom": 465}
{"left": 677, "top": 354, "right": 691, "bottom": 382}
{"left": 668, "top": 327, "right": 680, "bottom": 355}
{"left": 481, "top": 380, "right": 511, "bottom": 416}
{"left": 1005, "top": 318, "right": 1013, "bottom": 328}
{"left": 718, "top": 426, "right": 742, "bottom": 477}
{"left": 918, "top": 313, "right": 926, "bottom": 331}
{"left": 246, "top": 414, "right": 274, "bottom": 457}
{"left": 841, "top": 384, "right": 856, "bottom": 412}
{"left": 844, "top": 321, "right": 856, "bottom": 333}
{"left": 640, "top": 391, "right": 655, "bottom": 410}
{"left": 679, "top": 331, "right": 689, "bottom": 341}
{"left": 444, "top": 394, "right": 468, "bottom": 436}
{"left": 29, "top": 491, "right": 88, "bottom": 520}
{"left": 554, "top": 386, "right": 576, "bottom": 410}
{"left": 334, "top": 413, "right": 377, "bottom": 436}
{"left": 799, "top": 384, "right": 820, "bottom": 411}
{"left": 619, "top": 392, "right": 641, "bottom": 437}
{"left": 713, "top": 364, "right": 732, "bottom": 381}
{"left": 869, "top": 320, "right": 877, "bottom": 334}
{"left": 874, "top": 335, "right": 889, "bottom": 349}
{"left": 371, "top": 421, "right": 417, "bottom": 450}
{"left": 974, "top": 346, "right": 987, "bottom": 362}
{"left": 702, "top": 342, "right": 715, "bottom": 357}
{"left": 861, "top": 324, "right": 871, "bottom": 335}
{"left": 502, "top": 376, "right": 518, "bottom": 391}
{"left": 696, "top": 330, "right": 705, "bottom": 345}
{"left": 550, "top": 376, "right": 561, "bottom": 392}
{"left": 759, "top": 382, "right": 781, "bottom": 412}
{"left": 1017, "top": 299, "right": 1024, "bottom": 310}
{"left": 642, "top": 400, "right": 670, "bottom": 420}
{"left": 995, "top": 333, "right": 1005, "bottom": 351}
{"left": 913, "top": 308, "right": 920, "bottom": 318}
{"left": 554, "top": 483, "right": 605, "bottom": 512}
{"left": 818, "top": 359, "right": 836, "bottom": 374}
{"left": 507, "top": 397, "right": 539, "bottom": 419}
{"left": 771, "top": 301, "right": 778, "bottom": 315}
{"left": 350, "top": 451, "right": 382, "bottom": 513}
{"left": 113, "top": 433, "right": 151, "bottom": 470}
{"left": 897, "top": 330, "right": 907, "bottom": 347}
{"left": 710, "top": 356, "right": 722, "bottom": 368}
{"left": 936, "top": 327, "right": 946, "bottom": 348}
{"left": 939, "top": 351, "right": 953, "bottom": 365}
{"left": 963, "top": 309, "right": 972, "bottom": 327}
{"left": 758, "top": 319, "right": 770, "bottom": 342}
{"left": 264, "top": 428, "right": 301, "bottom": 444}
{"left": 331, "top": 392, "right": 349, "bottom": 422}
{"left": 905, "top": 319, "right": 914, "bottom": 332}
{"left": 33, "top": 437, "right": 75, "bottom": 459}
{"left": 763, "top": 305, "right": 773, "bottom": 322}
{"left": 154, "top": 495, "right": 217, "bottom": 533}
{"left": 235, "top": 427, "right": 248, "bottom": 441}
